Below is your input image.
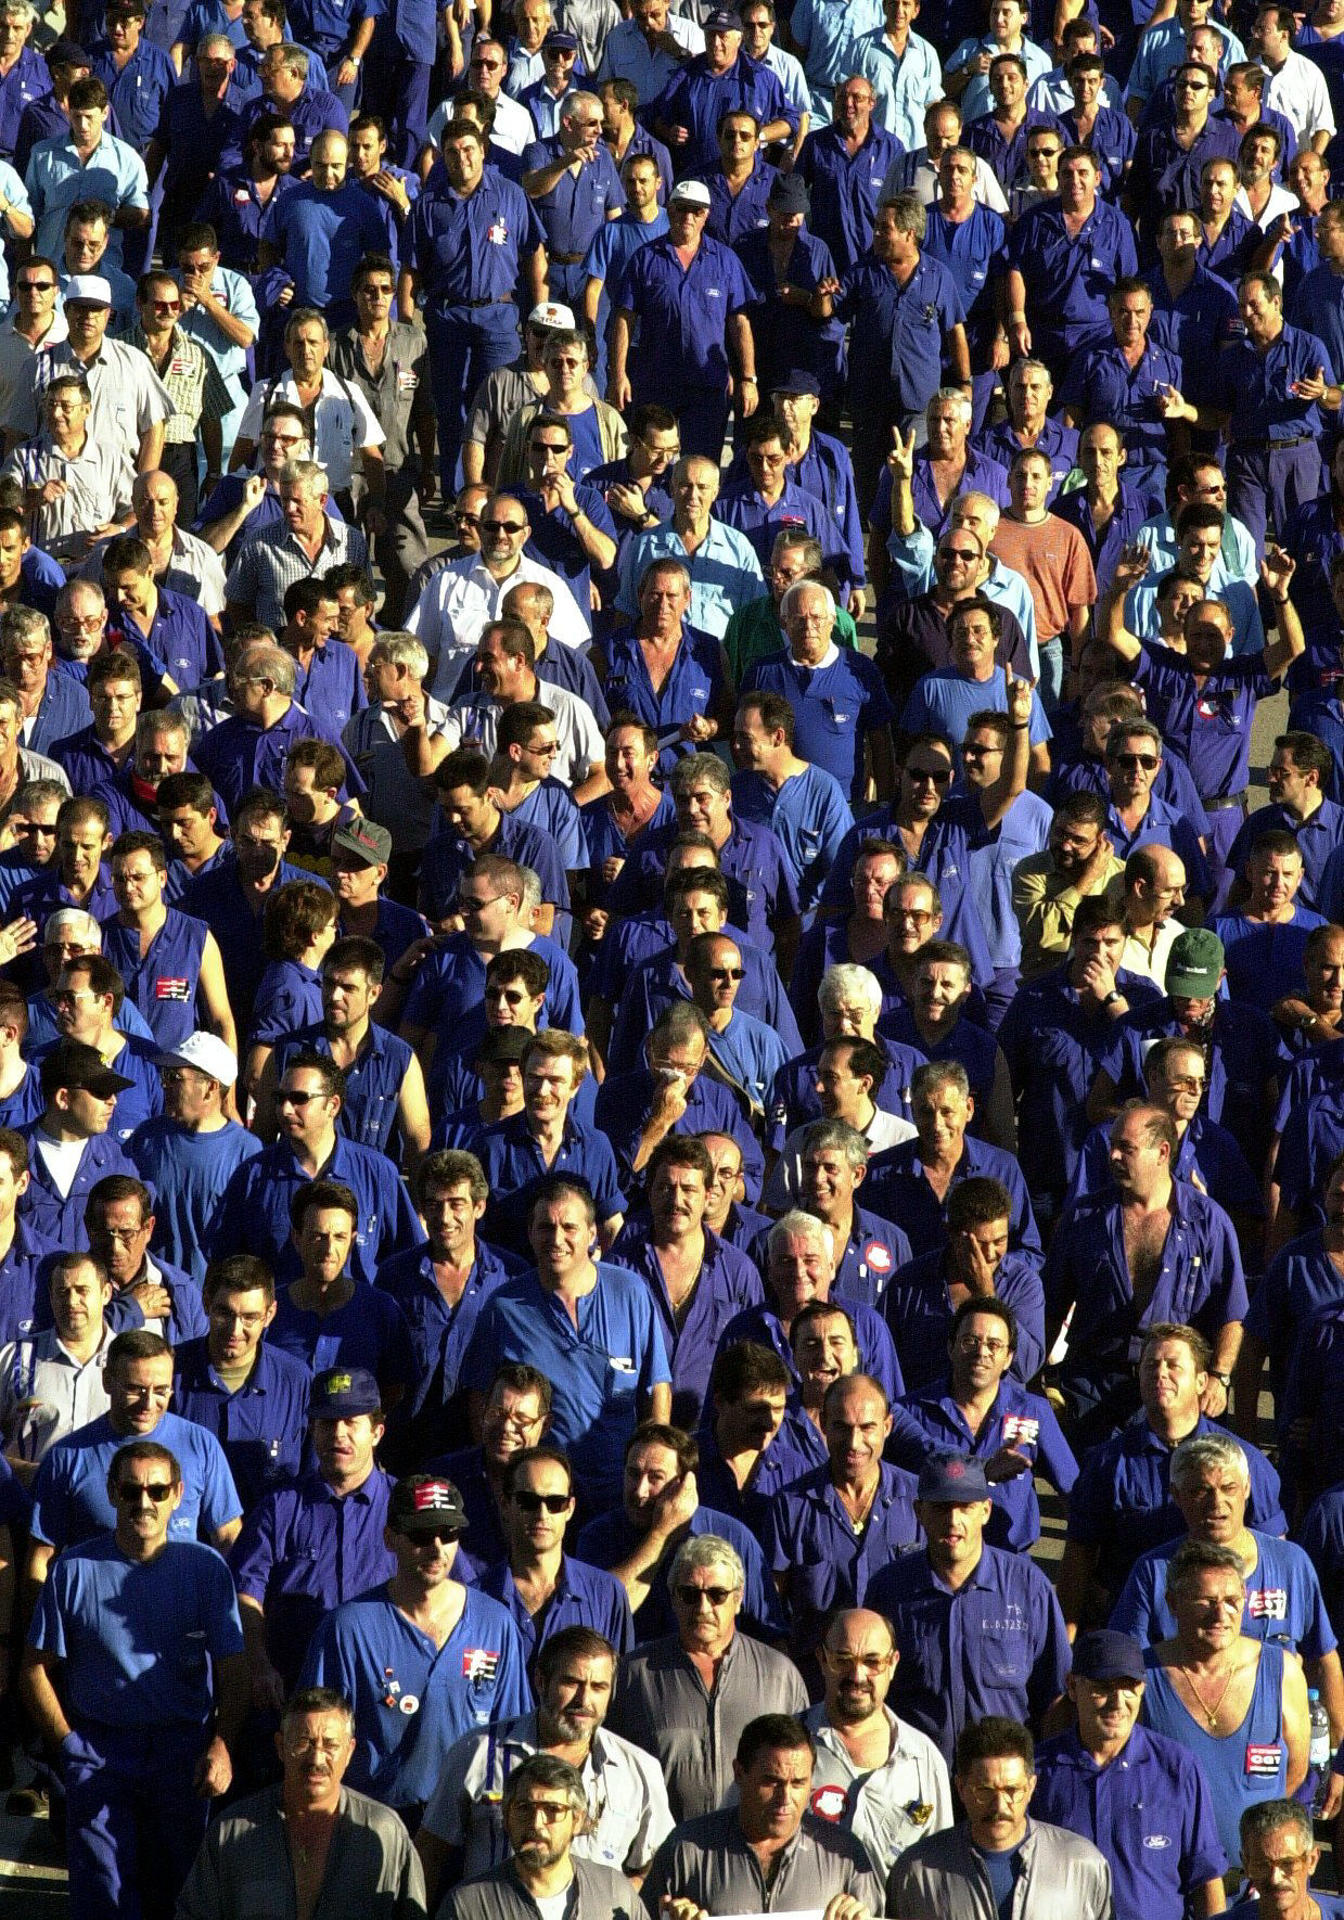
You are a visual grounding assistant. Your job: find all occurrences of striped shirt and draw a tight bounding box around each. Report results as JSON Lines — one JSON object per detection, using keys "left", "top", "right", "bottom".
{"left": 2, "top": 432, "right": 133, "bottom": 560}
{"left": 128, "top": 325, "right": 232, "bottom": 446}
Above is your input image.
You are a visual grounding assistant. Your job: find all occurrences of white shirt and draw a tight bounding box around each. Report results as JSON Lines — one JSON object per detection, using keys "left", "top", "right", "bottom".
{"left": 0, "top": 1325, "right": 113, "bottom": 1464}
{"left": 406, "top": 553, "right": 591, "bottom": 692}
{"left": 881, "top": 149, "right": 1009, "bottom": 215}
{"left": 33, "top": 1134, "right": 86, "bottom": 1199}
{"left": 426, "top": 89, "right": 536, "bottom": 154}
{"left": 235, "top": 367, "right": 386, "bottom": 494}
{"left": 803, "top": 1704, "right": 954, "bottom": 1883}
{"left": 82, "top": 524, "right": 228, "bottom": 617}
{"left": 1262, "top": 49, "right": 1337, "bottom": 140}
{"left": 765, "top": 1107, "right": 917, "bottom": 1209}
{"left": 1119, "top": 915, "right": 1183, "bottom": 988}
{"left": 447, "top": 680, "right": 605, "bottom": 784}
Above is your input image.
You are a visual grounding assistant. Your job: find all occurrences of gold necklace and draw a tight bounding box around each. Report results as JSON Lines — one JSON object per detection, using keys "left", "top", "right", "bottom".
{"left": 1179, "top": 1657, "right": 1238, "bottom": 1729}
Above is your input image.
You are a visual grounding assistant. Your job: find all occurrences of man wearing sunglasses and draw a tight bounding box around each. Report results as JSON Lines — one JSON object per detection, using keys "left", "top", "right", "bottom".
{"left": 478, "top": 1444, "right": 632, "bottom": 1663}
{"left": 1095, "top": 719, "right": 1212, "bottom": 914}
{"left": 301, "top": 1469, "right": 528, "bottom": 1820}
{"left": 22, "top": 1437, "right": 247, "bottom": 1920}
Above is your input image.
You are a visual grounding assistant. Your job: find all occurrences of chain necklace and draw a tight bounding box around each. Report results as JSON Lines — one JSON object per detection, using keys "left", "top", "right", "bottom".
{"left": 1179, "top": 1657, "right": 1238, "bottom": 1729}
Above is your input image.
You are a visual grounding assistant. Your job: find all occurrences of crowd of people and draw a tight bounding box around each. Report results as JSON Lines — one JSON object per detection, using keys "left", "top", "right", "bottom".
{"left": 0, "top": 0, "right": 1342, "bottom": 1913}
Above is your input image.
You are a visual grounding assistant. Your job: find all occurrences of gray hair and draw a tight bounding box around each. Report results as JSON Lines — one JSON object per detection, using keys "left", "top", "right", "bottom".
{"left": 271, "top": 42, "right": 310, "bottom": 78}
{"left": 781, "top": 578, "right": 836, "bottom": 624}
{"left": 801, "top": 1118, "right": 869, "bottom": 1171}
{"left": 45, "top": 908, "right": 99, "bottom": 949}
{"left": 285, "top": 307, "right": 329, "bottom": 342}
{"left": 1009, "top": 357, "right": 1053, "bottom": 391}
{"left": 879, "top": 190, "right": 926, "bottom": 240}
{"left": 135, "top": 710, "right": 190, "bottom": 753}
{"left": 1164, "top": 1537, "right": 1245, "bottom": 1599}
{"left": 912, "top": 1058, "right": 971, "bottom": 1104}
{"left": 197, "top": 30, "right": 235, "bottom": 57}
{"left": 13, "top": 777, "right": 66, "bottom": 813}
{"left": 0, "top": 606, "right": 50, "bottom": 650}
{"left": 234, "top": 643, "right": 296, "bottom": 696}
{"left": 0, "top": 2, "right": 35, "bottom": 22}
{"left": 518, "top": 865, "right": 542, "bottom": 914}
{"left": 370, "top": 631, "right": 429, "bottom": 677}
{"left": 56, "top": 579, "right": 105, "bottom": 618}
{"left": 669, "top": 1532, "right": 745, "bottom": 1591}
{"left": 1240, "top": 1799, "right": 1314, "bottom": 1857}
{"left": 637, "top": 556, "right": 692, "bottom": 598}
{"left": 767, "top": 1208, "right": 835, "bottom": 1266}
{"left": 818, "top": 963, "right": 883, "bottom": 1019}
{"left": 561, "top": 90, "right": 602, "bottom": 123}
{"left": 930, "top": 385, "right": 973, "bottom": 426}
{"left": 1170, "top": 1432, "right": 1251, "bottom": 1492}
{"left": 1106, "top": 717, "right": 1163, "bottom": 757}
{"left": 670, "top": 752, "right": 730, "bottom": 798}
{"left": 278, "top": 457, "right": 329, "bottom": 497}
{"left": 502, "top": 1752, "right": 588, "bottom": 1820}
{"left": 771, "top": 530, "right": 824, "bottom": 571}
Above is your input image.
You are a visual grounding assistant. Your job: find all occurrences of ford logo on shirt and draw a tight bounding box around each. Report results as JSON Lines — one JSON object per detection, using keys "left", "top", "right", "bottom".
{"left": 1142, "top": 1836, "right": 1172, "bottom": 1850}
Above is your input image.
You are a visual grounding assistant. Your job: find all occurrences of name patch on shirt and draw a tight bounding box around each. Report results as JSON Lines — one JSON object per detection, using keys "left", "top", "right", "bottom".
{"left": 463, "top": 1647, "right": 500, "bottom": 1684}
{"left": 1246, "top": 1742, "right": 1283, "bottom": 1777}
{"left": 155, "top": 976, "right": 191, "bottom": 1001}
{"left": 1247, "top": 1586, "right": 1289, "bottom": 1621}
{"left": 1001, "top": 1414, "right": 1040, "bottom": 1448}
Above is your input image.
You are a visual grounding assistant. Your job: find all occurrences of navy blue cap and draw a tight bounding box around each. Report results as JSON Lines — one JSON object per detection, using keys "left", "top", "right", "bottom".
{"left": 311, "top": 1366, "right": 382, "bottom": 1418}
{"left": 917, "top": 1452, "right": 991, "bottom": 1502}
{"left": 543, "top": 28, "right": 578, "bottom": 50}
{"left": 768, "top": 171, "right": 810, "bottom": 215}
{"left": 1072, "top": 1630, "right": 1146, "bottom": 1683}
{"left": 704, "top": 7, "right": 744, "bottom": 27}
{"left": 771, "top": 368, "right": 821, "bottom": 396}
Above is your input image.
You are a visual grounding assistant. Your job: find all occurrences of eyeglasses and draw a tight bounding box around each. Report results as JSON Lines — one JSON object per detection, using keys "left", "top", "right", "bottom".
{"left": 485, "top": 986, "right": 529, "bottom": 1004}
{"left": 906, "top": 767, "right": 952, "bottom": 786}
{"left": 1176, "top": 76, "right": 1210, "bottom": 88}
{"left": 278, "top": 1088, "right": 321, "bottom": 1106}
{"left": 956, "top": 1334, "right": 1008, "bottom": 1354}
{"left": 116, "top": 1480, "right": 175, "bottom": 1502}
{"left": 531, "top": 442, "right": 569, "bottom": 455}
{"left": 961, "top": 742, "right": 998, "bottom": 759}
{"left": 674, "top": 1583, "right": 736, "bottom": 1607}
{"left": 1112, "top": 752, "right": 1159, "bottom": 770}
{"left": 707, "top": 966, "right": 745, "bottom": 980}
{"left": 481, "top": 519, "right": 526, "bottom": 534}
{"left": 459, "top": 893, "right": 506, "bottom": 914}
{"left": 470, "top": 55, "right": 503, "bottom": 68}
{"left": 147, "top": 298, "right": 182, "bottom": 311}
{"left": 510, "top": 1490, "right": 571, "bottom": 1513}
{"left": 398, "top": 1523, "right": 462, "bottom": 1543}
{"left": 51, "top": 987, "right": 97, "bottom": 1005}
{"left": 824, "top": 1651, "right": 892, "bottom": 1672}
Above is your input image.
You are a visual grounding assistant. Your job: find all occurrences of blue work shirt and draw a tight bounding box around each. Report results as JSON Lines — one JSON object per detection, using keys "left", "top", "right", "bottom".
{"left": 301, "top": 1578, "right": 528, "bottom": 1808}
{"left": 1068, "top": 1109, "right": 1261, "bottom": 1222}
{"left": 30, "top": 1406, "right": 241, "bottom": 1551}
{"left": 1006, "top": 197, "right": 1138, "bottom": 361}
{"left": 1129, "top": 116, "right": 1243, "bottom": 243}
{"left": 209, "top": 1133, "right": 426, "bottom": 1288}
{"left": 375, "top": 1238, "right": 518, "bottom": 1425}
{"left": 922, "top": 195, "right": 1008, "bottom": 360}
{"left": 0, "top": 1218, "right": 60, "bottom": 1347}
{"left": 867, "top": 1542, "right": 1071, "bottom": 1766}
{"left": 1048, "top": 103, "right": 1135, "bottom": 197}
{"left": 30, "top": 1534, "right": 244, "bottom": 1732}
{"left": 1067, "top": 1410, "right": 1286, "bottom": 1597}
{"left": 285, "top": 0, "right": 383, "bottom": 63}
{"left": 889, "top": 1376, "right": 1077, "bottom": 1552}
{"left": 832, "top": 250, "right": 964, "bottom": 418}
{"left": 594, "top": 1064, "right": 765, "bottom": 1203}
{"left": 867, "top": 1137, "right": 1041, "bottom": 1263}
{"left": 461, "top": 1264, "right": 672, "bottom": 1507}
{"left": 18, "top": 1129, "right": 138, "bottom": 1250}
{"left": 230, "top": 1466, "right": 397, "bottom": 1687}
{"left": 521, "top": 136, "right": 623, "bottom": 267}
{"left": 1144, "top": 262, "right": 1242, "bottom": 405}
{"left": 576, "top": 1501, "right": 786, "bottom": 1642}
{"left": 650, "top": 52, "right": 795, "bottom": 176}
{"left": 881, "top": 1247, "right": 1047, "bottom": 1396}
{"left": 289, "top": 637, "right": 366, "bottom": 739}
{"left": 598, "top": 624, "right": 727, "bottom": 779}
{"left": 606, "top": 932, "right": 802, "bottom": 1076}
{"left": 797, "top": 119, "right": 903, "bottom": 274}
{"left": 614, "top": 231, "right": 754, "bottom": 402}
{"left": 0, "top": 47, "right": 54, "bottom": 160}
{"left": 268, "top": 1281, "right": 417, "bottom": 1400}
{"left": 743, "top": 647, "right": 895, "bottom": 804}
{"left": 730, "top": 762, "right": 854, "bottom": 917}
{"left": 1031, "top": 1723, "right": 1227, "bottom": 1920}
{"left": 477, "top": 1552, "right": 635, "bottom": 1665}
{"left": 1212, "top": 323, "right": 1337, "bottom": 444}
{"left": 24, "top": 666, "right": 90, "bottom": 758}
{"left": 704, "top": 157, "right": 772, "bottom": 249}
{"left": 271, "top": 1021, "right": 414, "bottom": 1157}
{"left": 197, "top": 164, "right": 299, "bottom": 271}
{"left": 181, "top": 854, "right": 314, "bottom": 1029}
{"left": 1210, "top": 904, "right": 1326, "bottom": 1010}
{"left": 1112, "top": 1528, "right": 1336, "bottom": 1657}
{"left": 764, "top": 1460, "right": 920, "bottom": 1659}
{"left": 194, "top": 705, "right": 363, "bottom": 818}
{"left": 1057, "top": 338, "right": 1184, "bottom": 480}
{"left": 607, "top": 813, "right": 797, "bottom": 956}
{"left": 231, "top": 82, "right": 347, "bottom": 169}
{"left": 407, "top": 171, "right": 545, "bottom": 315}
{"left": 472, "top": 1111, "right": 626, "bottom": 1254}
{"left": 716, "top": 1295, "right": 905, "bottom": 1410}
{"left": 717, "top": 477, "right": 832, "bottom": 577}
{"left": 418, "top": 812, "right": 569, "bottom": 927}
{"left": 1226, "top": 798, "right": 1344, "bottom": 911}
{"left": 171, "top": 1335, "right": 311, "bottom": 1512}
{"left": 91, "top": 37, "right": 177, "bottom": 148}
{"left": 1244, "top": 1225, "right": 1344, "bottom": 1408}
{"left": 608, "top": 1213, "right": 763, "bottom": 1425}
{"left": 101, "top": 907, "right": 210, "bottom": 1052}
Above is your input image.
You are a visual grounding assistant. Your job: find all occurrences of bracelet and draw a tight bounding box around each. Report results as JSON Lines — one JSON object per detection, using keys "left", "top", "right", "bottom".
{"left": 1012, "top": 721, "right": 1030, "bottom": 731}
{"left": 741, "top": 374, "right": 757, "bottom": 384}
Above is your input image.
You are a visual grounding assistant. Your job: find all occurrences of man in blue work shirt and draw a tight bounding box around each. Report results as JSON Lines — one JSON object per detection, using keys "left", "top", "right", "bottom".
{"left": 182, "top": 787, "right": 313, "bottom": 1034}
{"left": 1225, "top": 731, "right": 1344, "bottom": 909}
{"left": 1032, "top": 1629, "right": 1227, "bottom": 1920}
{"left": 825, "top": 191, "right": 969, "bottom": 517}
{"left": 301, "top": 1471, "right": 530, "bottom": 1819}
{"left": 609, "top": 180, "right": 757, "bottom": 463}
{"left": 866, "top": 1451, "right": 1070, "bottom": 1767}
{"left": 796, "top": 75, "right": 901, "bottom": 276}
{"left": 1057, "top": 278, "right": 1186, "bottom": 510}
{"left": 262, "top": 128, "right": 387, "bottom": 324}
{"left": 171, "top": 1252, "right": 311, "bottom": 1511}
{"left": 1045, "top": 1102, "right": 1248, "bottom": 1449}
{"left": 729, "top": 690, "right": 854, "bottom": 922}
{"left": 208, "top": 1049, "right": 425, "bottom": 1288}
{"left": 1004, "top": 145, "right": 1137, "bottom": 384}
{"left": 764, "top": 1371, "right": 919, "bottom": 1666}
{"left": 461, "top": 1174, "right": 672, "bottom": 1511}
{"left": 27, "top": 1327, "right": 242, "bottom": 1592}
{"left": 521, "top": 90, "right": 623, "bottom": 307}
{"left": 403, "top": 117, "right": 546, "bottom": 493}
{"left": 20, "top": 1038, "right": 138, "bottom": 1248}
{"left": 648, "top": 7, "right": 795, "bottom": 178}
{"left": 231, "top": 1363, "right": 397, "bottom": 1698}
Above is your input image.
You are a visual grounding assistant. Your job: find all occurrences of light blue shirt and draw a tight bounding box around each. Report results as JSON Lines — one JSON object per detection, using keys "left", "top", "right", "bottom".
{"left": 1026, "top": 64, "right": 1122, "bottom": 115}
{"left": 731, "top": 761, "right": 855, "bottom": 915}
{"left": 171, "top": 266, "right": 260, "bottom": 409}
{"left": 887, "top": 523, "right": 1042, "bottom": 678}
{"left": 616, "top": 518, "right": 765, "bottom": 638}
{"left": 26, "top": 130, "right": 150, "bottom": 268}
{"left": 1136, "top": 508, "right": 1258, "bottom": 588}
{"left": 790, "top": 0, "right": 884, "bottom": 112}
{"left": 1126, "top": 19, "right": 1245, "bottom": 104}
{"left": 707, "top": 1005, "right": 794, "bottom": 1112}
{"left": 756, "top": 40, "right": 818, "bottom": 121}
{"left": 596, "top": 12, "right": 706, "bottom": 103}
{"left": 851, "top": 26, "right": 943, "bottom": 151}
{"left": 0, "top": 162, "right": 31, "bottom": 307}
{"left": 901, "top": 664, "right": 1053, "bottom": 760}
{"left": 945, "top": 34, "right": 1052, "bottom": 123}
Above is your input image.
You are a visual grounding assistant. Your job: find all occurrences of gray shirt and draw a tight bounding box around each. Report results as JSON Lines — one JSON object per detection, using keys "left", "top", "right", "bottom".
{"left": 802, "top": 1702, "right": 954, "bottom": 1883}
{"left": 443, "top": 1856, "right": 641, "bottom": 1920}
{"left": 607, "top": 1631, "right": 809, "bottom": 1823}
{"left": 329, "top": 321, "right": 432, "bottom": 477}
{"left": 890, "top": 1818, "right": 1114, "bottom": 1920}
{"left": 642, "top": 1806, "right": 885, "bottom": 1920}
{"left": 175, "top": 1782, "right": 426, "bottom": 1920}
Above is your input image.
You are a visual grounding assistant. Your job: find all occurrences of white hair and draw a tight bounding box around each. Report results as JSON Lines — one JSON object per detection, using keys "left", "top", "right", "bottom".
{"left": 781, "top": 578, "right": 836, "bottom": 624}
{"left": 818, "top": 963, "right": 883, "bottom": 1019}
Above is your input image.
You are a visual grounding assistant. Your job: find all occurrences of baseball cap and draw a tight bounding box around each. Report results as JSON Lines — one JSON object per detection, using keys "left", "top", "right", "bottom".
{"left": 1165, "top": 928, "right": 1224, "bottom": 999}
{"left": 39, "top": 1038, "right": 134, "bottom": 1100}
{"left": 768, "top": 172, "right": 810, "bottom": 215}
{"left": 704, "top": 7, "right": 744, "bottom": 27}
{"left": 155, "top": 1031, "right": 238, "bottom": 1089}
{"left": 46, "top": 40, "right": 92, "bottom": 66}
{"left": 543, "top": 28, "right": 578, "bottom": 51}
{"left": 1071, "top": 1630, "right": 1146, "bottom": 1684}
{"left": 389, "top": 1475, "right": 468, "bottom": 1534}
{"left": 310, "top": 1366, "right": 382, "bottom": 1418}
{"left": 528, "top": 300, "right": 576, "bottom": 330}
{"left": 917, "top": 1452, "right": 991, "bottom": 1503}
{"left": 63, "top": 274, "right": 113, "bottom": 308}
{"left": 669, "top": 179, "right": 712, "bottom": 208}
{"left": 771, "top": 368, "right": 822, "bottom": 396}
{"left": 475, "top": 1026, "right": 531, "bottom": 1066}
{"left": 333, "top": 818, "right": 392, "bottom": 866}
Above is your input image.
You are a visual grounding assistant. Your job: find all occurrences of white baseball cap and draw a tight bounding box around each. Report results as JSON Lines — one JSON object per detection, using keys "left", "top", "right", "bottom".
{"left": 63, "top": 274, "right": 113, "bottom": 307}
{"left": 528, "top": 300, "right": 576, "bottom": 330}
{"left": 156, "top": 1030, "right": 238, "bottom": 1088}
{"left": 669, "top": 179, "right": 712, "bottom": 207}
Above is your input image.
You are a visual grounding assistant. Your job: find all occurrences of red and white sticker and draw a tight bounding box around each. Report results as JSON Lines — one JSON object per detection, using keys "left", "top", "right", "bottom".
{"left": 810, "top": 1786, "right": 848, "bottom": 1822}
{"left": 1246, "top": 1743, "right": 1283, "bottom": 1778}
{"left": 862, "top": 1241, "right": 893, "bottom": 1276}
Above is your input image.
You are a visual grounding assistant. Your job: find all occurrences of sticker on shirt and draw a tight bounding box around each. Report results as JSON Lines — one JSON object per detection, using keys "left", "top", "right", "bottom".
{"left": 610, "top": 1357, "right": 636, "bottom": 1372}
{"left": 155, "top": 977, "right": 191, "bottom": 1001}
{"left": 1246, "top": 1743, "right": 1283, "bottom": 1777}
{"left": 398, "top": 1694, "right": 420, "bottom": 1715}
{"left": 810, "top": 1785, "right": 849, "bottom": 1822}
{"left": 1247, "top": 1586, "right": 1289, "bottom": 1622}
{"left": 862, "top": 1240, "right": 894, "bottom": 1277}
{"left": 396, "top": 370, "right": 419, "bottom": 393}
{"left": 1001, "top": 1414, "right": 1039, "bottom": 1448}
{"left": 463, "top": 1647, "right": 501, "bottom": 1684}
{"left": 486, "top": 220, "right": 510, "bottom": 244}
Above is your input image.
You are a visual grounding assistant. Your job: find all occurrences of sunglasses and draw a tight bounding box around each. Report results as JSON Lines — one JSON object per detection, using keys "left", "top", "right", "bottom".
{"left": 1113, "top": 752, "right": 1159, "bottom": 770}
{"left": 907, "top": 767, "right": 952, "bottom": 785}
{"left": 278, "top": 1088, "right": 321, "bottom": 1106}
{"left": 400, "top": 1523, "right": 462, "bottom": 1543}
{"left": 675, "top": 1584, "right": 735, "bottom": 1607}
{"left": 116, "top": 1480, "right": 175, "bottom": 1502}
{"left": 708, "top": 966, "right": 745, "bottom": 980}
{"left": 511, "top": 1490, "right": 571, "bottom": 1513}
{"left": 481, "top": 519, "right": 526, "bottom": 534}
{"left": 939, "top": 547, "right": 980, "bottom": 562}
{"left": 17, "top": 279, "right": 55, "bottom": 291}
